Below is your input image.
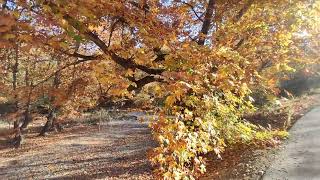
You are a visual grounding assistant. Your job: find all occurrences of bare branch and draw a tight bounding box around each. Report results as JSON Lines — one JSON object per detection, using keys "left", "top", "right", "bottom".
{"left": 181, "top": 1, "right": 204, "bottom": 22}
{"left": 107, "top": 17, "right": 124, "bottom": 48}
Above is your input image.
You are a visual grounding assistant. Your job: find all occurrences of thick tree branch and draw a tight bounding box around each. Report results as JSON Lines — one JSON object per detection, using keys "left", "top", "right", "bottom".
{"left": 43, "top": 1, "right": 164, "bottom": 76}
{"left": 107, "top": 18, "right": 122, "bottom": 48}
{"left": 153, "top": 47, "right": 168, "bottom": 62}
{"left": 69, "top": 17, "right": 164, "bottom": 74}
{"left": 197, "top": 0, "right": 215, "bottom": 45}
{"left": 127, "top": 75, "right": 163, "bottom": 92}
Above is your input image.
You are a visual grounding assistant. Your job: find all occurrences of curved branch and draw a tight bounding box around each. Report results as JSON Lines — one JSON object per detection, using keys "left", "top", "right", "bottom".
{"left": 43, "top": 1, "right": 164, "bottom": 76}
{"left": 68, "top": 52, "right": 103, "bottom": 60}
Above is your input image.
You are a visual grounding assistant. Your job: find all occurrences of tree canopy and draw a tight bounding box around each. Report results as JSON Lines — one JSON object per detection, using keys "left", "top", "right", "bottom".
{"left": 0, "top": 0, "right": 319, "bottom": 179}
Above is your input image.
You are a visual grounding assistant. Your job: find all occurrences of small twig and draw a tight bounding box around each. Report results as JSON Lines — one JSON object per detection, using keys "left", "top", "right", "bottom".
{"left": 181, "top": 1, "right": 204, "bottom": 22}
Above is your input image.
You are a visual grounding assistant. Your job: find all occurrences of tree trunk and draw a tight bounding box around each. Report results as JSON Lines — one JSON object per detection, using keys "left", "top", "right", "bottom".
{"left": 12, "top": 43, "right": 19, "bottom": 128}
{"left": 21, "top": 68, "right": 33, "bottom": 129}
{"left": 13, "top": 120, "right": 19, "bottom": 129}
{"left": 52, "top": 116, "right": 63, "bottom": 132}
{"left": 39, "top": 110, "right": 56, "bottom": 136}
{"left": 12, "top": 127, "right": 23, "bottom": 148}
{"left": 21, "top": 109, "right": 31, "bottom": 129}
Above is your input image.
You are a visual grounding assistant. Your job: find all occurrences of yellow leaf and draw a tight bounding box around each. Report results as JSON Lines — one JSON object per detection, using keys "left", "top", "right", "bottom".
{"left": 125, "top": 68, "right": 135, "bottom": 77}
{"left": 165, "top": 95, "right": 176, "bottom": 106}
{"left": 3, "top": 33, "right": 15, "bottom": 39}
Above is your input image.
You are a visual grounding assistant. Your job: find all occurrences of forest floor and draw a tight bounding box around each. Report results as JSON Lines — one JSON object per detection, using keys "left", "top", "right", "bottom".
{"left": 0, "top": 113, "right": 156, "bottom": 179}
{"left": 0, "top": 91, "right": 319, "bottom": 180}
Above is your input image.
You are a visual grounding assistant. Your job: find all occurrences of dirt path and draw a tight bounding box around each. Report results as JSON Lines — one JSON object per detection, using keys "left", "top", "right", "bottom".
{"left": 263, "top": 106, "right": 320, "bottom": 180}
{"left": 0, "top": 115, "right": 156, "bottom": 179}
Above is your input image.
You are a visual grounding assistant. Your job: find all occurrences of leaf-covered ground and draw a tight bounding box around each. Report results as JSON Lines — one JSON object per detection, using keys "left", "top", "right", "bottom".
{"left": 0, "top": 114, "right": 156, "bottom": 179}
{"left": 0, "top": 92, "right": 319, "bottom": 180}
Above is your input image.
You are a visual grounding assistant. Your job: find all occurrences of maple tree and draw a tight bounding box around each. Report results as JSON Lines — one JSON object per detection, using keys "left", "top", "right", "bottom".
{"left": 0, "top": 0, "right": 320, "bottom": 178}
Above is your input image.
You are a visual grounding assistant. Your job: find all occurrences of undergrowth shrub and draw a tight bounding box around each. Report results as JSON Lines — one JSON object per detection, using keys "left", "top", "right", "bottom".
{"left": 149, "top": 90, "right": 288, "bottom": 179}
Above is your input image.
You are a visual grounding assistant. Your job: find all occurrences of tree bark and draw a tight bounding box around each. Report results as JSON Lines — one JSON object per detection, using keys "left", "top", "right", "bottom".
{"left": 21, "top": 109, "right": 31, "bottom": 129}
{"left": 52, "top": 116, "right": 63, "bottom": 132}
{"left": 12, "top": 46, "right": 19, "bottom": 125}
{"left": 197, "top": 0, "right": 216, "bottom": 45}
{"left": 39, "top": 109, "right": 56, "bottom": 136}
{"left": 12, "top": 43, "right": 19, "bottom": 110}
{"left": 12, "top": 127, "right": 22, "bottom": 148}
{"left": 21, "top": 69, "right": 33, "bottom": 129}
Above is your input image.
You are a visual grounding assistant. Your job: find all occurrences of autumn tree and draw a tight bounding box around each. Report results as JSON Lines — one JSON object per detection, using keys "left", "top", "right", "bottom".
{"left": 0, "top": 5, "right": 102, "bottom": 137}
{"left": 1, "top": 0, "right": 319, "bottom": 178}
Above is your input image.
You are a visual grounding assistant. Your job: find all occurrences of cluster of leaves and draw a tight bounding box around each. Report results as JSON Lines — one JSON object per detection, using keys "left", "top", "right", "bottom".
{"left": 148, "top": 44, "right": 288, "bottom": 179}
